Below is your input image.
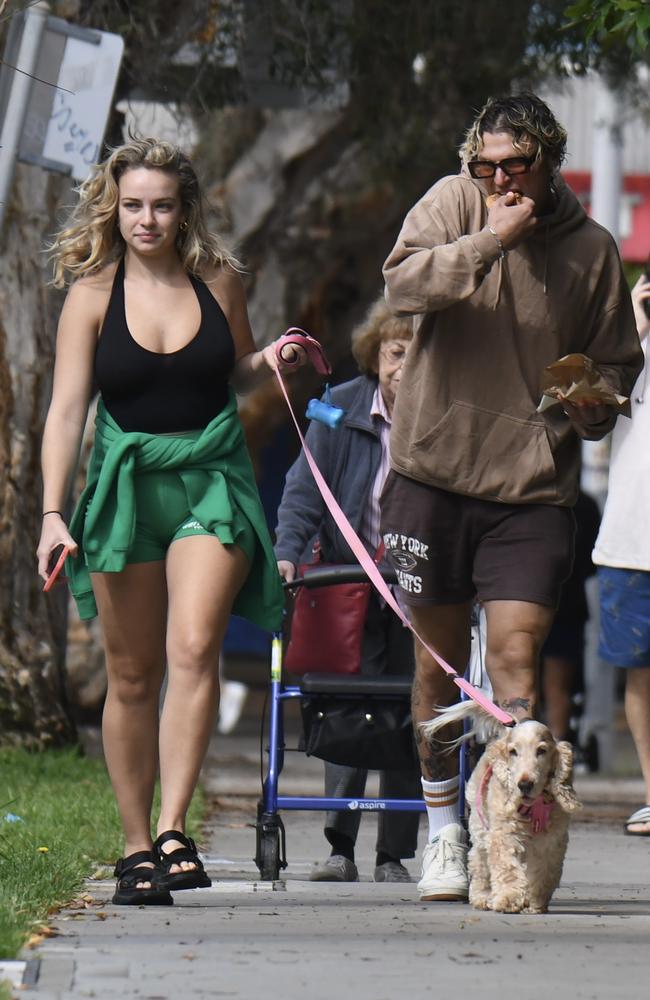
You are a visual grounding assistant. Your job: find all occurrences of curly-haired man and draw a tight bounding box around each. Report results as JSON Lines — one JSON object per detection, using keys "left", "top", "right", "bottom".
{"left": 381, "top": 92, "right": 643, "bottom": 902}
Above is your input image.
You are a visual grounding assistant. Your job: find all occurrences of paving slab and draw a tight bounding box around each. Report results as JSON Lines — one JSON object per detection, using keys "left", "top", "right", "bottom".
{"left": 16, "top": 714, "right": 650, "bottom": 1000}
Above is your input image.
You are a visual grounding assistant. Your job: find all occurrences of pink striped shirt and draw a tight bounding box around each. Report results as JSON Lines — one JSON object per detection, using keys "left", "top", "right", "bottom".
{"left": 360, "top": 385, "right": 392, "bottom": 553}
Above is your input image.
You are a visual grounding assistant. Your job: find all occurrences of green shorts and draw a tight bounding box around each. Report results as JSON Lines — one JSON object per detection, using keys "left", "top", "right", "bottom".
{"left": 128, "top": 467, "right": 255, "bottom": 565}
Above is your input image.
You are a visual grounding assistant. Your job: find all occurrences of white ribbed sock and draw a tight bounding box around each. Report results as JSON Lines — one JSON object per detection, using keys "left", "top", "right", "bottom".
{"left": 421, "top": 775, "right": 460, "bottom": 841}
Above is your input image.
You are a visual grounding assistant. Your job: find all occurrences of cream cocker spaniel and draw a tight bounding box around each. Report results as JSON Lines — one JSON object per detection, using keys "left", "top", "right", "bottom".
{"left": 422, "top": 706, "right": 581, "bottom": 914}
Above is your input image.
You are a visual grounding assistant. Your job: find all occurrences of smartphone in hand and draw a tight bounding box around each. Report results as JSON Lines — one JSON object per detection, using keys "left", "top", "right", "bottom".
{"left": 43, "top": 545, "right": 71, "bottom": 593}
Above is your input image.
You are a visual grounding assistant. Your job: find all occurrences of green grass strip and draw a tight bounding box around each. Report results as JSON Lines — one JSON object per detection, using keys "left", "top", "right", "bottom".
{"left": 0, "top": 747, "right": 205, "bottom": 959}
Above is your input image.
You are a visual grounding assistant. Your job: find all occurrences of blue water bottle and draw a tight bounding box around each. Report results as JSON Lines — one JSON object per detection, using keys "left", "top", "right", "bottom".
{"left": 305, "top": 384, "right": 344, "bottom": 428}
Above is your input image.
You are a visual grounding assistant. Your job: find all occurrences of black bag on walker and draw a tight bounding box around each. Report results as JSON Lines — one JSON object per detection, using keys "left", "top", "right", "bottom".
{"left": 299, "top": 675, "right": 418, "bottom": 771}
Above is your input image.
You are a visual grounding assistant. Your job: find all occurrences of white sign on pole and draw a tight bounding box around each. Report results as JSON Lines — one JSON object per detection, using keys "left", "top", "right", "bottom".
{"left": 41, "top": 30, "right": 124, "bottom": 181}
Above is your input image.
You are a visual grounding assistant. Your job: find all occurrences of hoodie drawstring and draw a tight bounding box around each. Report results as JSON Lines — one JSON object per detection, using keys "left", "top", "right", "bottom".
{"left": 491, "top": 229, "right": 549, "bottom": 308}
{"left": 543, "top": 225, "right": 550, "bottom": 294}
{"left": 493, "top": 256, "right": 503, "bottom": 309}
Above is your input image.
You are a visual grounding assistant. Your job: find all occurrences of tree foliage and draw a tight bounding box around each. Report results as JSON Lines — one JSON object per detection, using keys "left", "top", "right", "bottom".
{"left": 73, "top": 1, "right": 649, "bottom": 185}
{"left": 565, "top": 0, "right": 650, "bottom": 55}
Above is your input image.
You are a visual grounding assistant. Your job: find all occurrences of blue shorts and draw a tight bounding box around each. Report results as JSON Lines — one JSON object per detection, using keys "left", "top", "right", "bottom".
{"left": 598, "top": 567, "right": 650, "bottom": 669}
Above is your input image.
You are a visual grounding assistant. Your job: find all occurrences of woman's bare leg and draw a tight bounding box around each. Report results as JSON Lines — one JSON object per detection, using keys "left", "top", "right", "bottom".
{"left": 157, "top": 534, "right": 249, "bottom": 871}
{"left": 92, "top": 562, "right": 168, "bottom": 885}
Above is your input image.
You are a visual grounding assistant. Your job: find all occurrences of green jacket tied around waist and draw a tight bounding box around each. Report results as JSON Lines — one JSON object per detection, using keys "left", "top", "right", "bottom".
{"left": 67, "top": 393, "right": 284, "bottom": 630}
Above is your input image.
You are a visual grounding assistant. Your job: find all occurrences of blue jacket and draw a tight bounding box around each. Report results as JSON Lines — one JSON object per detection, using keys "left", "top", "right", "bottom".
{"left": 274, "top": 375, "right": 381, "bottom": 567}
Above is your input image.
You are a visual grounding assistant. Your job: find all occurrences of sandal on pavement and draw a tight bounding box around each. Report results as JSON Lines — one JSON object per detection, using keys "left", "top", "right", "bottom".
{"left": 625, "top": 805, "right": 650, "bottom": 836}
{"left": 112, "top": 850, "right": 173, "bottom": 906}
{"left": 153, "top": 830, "right": 212, "bottom": 891}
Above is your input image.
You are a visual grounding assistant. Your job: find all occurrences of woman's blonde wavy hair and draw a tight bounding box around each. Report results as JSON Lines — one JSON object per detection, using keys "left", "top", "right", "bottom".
{"left": 352, "top": 297, "right": 413, "bottom": 376}
{"left": 49, "top": 137, "right": 239, "bottom": 287}
{"left": 459, "top": 92, "right": 567, "bottom": 172}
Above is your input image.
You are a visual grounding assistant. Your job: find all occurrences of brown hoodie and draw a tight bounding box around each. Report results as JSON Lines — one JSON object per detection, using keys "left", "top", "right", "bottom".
{"left": 383, "top": 173, "right": 643, "bottom": 506}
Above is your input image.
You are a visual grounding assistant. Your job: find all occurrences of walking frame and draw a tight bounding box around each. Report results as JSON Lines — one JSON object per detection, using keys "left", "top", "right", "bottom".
{"left": 254, "top": 564, "right": 425, "bottom": 881}
{"left": 254, "top": 572, "right": 489, "bottom": 881}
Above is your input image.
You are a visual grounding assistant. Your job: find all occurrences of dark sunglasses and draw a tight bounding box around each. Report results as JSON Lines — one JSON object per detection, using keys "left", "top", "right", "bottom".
{"left": 467, "top": 155, "right": 534, "bottom": 179}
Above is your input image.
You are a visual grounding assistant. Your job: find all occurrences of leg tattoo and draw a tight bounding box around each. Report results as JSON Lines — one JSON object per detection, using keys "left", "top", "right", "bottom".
{"left": 499, "top": 697, "right": 532, "bottom": 720}
{"left": 417, "top": 731, "right": 458, "bottom": 781}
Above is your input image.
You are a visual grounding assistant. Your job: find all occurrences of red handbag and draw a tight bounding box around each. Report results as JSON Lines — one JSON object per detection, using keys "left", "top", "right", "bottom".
{"left": 283, "top": 543, "right": 383, "bottom": 676}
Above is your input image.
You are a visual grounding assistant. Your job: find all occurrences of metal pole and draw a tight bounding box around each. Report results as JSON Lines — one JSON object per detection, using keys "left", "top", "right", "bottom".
{"left": 0, "top": 1, "right": 50, "bottom": 231}
{"left": 580, "top": 74, "right": 625, "bottom": 773}
{"left": 590, "top": 76, "right": 624, "bottom": 245}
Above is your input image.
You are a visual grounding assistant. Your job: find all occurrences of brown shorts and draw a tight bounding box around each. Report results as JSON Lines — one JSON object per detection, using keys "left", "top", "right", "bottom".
{"left": 380, "top": 470, "right": 575, "bottom": 608}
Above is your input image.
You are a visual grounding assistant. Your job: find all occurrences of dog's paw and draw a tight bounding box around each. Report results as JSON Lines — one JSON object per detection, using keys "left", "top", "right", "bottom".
{"left": 469, "top": 893, "right": 491, "bottom": 911}
{"left": 522, "top": 905, "right": 548, "bottom": 914}
{"left": 490, "top": 891, "right": 526, "bottom": 913}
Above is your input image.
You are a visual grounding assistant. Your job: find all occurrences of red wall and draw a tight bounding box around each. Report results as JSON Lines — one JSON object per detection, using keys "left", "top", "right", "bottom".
{"left": 563, "top": 171, "right": 650, "bottom": 264}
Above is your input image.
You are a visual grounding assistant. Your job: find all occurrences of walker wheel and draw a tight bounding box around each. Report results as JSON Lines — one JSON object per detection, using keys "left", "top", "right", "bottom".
{"left": 259, "top": 827, "right": 281, "bottom": 881}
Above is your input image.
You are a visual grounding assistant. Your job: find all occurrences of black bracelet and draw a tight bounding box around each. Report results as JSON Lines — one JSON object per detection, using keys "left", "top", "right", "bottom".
{"left": 42, "top": 510, "right": 62, "bottom": 517}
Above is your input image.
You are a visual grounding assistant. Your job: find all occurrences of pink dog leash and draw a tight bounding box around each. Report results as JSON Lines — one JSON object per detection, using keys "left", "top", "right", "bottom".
{"left": 273, "top": 332, "right": 515, "bottom": 727}
{"left": 475, "top": 764, "right": 493, "bottom": 830}
{"left": 276, "top": 327, "right": 332, "bottom": 375}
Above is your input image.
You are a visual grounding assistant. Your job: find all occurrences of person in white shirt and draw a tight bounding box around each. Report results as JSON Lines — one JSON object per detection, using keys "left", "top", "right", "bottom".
{"left": 592, "top": 271, "right": 650, "bottom": 835}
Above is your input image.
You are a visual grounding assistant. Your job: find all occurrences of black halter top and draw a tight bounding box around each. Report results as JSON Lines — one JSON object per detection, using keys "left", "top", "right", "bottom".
{"left": 94, "top": 257, "right": 235, "bottom": 433}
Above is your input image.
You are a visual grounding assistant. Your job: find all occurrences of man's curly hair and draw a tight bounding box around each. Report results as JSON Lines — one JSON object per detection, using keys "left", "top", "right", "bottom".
{"left": 459, "top": 92, "right": 567, "bottom": 172}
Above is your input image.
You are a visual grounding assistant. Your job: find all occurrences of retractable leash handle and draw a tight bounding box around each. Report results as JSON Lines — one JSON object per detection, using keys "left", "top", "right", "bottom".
{"left": 272, "top": 354, "right": 516, "bottom": 728}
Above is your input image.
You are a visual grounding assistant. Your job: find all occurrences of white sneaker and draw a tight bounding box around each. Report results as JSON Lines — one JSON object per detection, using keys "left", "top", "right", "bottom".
{"left": 417, "top": 823, "right": 469, "bottom": 901}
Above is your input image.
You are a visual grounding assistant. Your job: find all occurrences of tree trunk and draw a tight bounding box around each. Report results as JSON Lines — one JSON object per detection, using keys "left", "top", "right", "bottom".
{"left": 0, "top": 162, "right": 76, "bottom": 747}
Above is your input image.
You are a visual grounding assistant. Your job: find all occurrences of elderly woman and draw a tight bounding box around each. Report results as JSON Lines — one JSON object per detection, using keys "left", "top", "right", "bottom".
{"left": 275, "top": 297, "right": 420, "bottom": 883}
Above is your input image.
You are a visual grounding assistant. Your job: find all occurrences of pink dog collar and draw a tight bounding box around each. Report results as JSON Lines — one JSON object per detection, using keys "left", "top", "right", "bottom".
{"left": 475, "top": 764, "right": 555, "bottom": 834}
{"left": 517, "top": 796, "right": 554, "bottom": 834}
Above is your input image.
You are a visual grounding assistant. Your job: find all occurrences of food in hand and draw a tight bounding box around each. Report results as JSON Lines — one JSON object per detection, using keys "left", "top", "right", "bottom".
{"left": 486, "top": 192, "right": 523, "bottom": 208}
{"left": 537, "top": 353, "right": 630, "bottom": 417}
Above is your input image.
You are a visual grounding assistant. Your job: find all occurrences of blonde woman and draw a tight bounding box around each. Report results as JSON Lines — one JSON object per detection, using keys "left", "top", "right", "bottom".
{"left": 37, "top": 138, "right": 303, "bottom": 905}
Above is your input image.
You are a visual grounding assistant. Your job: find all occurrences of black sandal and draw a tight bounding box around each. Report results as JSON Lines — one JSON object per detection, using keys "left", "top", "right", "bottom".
{"left": 153, "top": 830, "right": 212, "bottom": 891}
{"left": 112, "top": 849, "right": 173, "bottom": 906}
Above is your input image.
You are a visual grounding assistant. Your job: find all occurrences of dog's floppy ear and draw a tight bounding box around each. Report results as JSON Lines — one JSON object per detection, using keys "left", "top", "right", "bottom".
{"left": 548, "top": 740, "right": 582, "bottom": 813}
{"left": 485, "top": 733, "right": 512, "bottom": 787}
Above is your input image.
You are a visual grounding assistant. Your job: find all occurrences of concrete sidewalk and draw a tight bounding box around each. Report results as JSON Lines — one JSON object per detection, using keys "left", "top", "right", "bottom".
{"left": 16, "top": 703, "right": 650, "bottom": 1000}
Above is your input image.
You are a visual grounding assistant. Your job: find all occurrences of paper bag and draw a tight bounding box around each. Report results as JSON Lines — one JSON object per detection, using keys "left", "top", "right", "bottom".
{"left": 537, "top": 353, "right": 630, "bottom": 417}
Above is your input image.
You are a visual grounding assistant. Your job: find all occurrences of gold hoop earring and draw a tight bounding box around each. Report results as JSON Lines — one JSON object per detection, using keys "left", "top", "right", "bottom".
{"left": 179, "top": 220, "right": 188, "bottom": 232}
